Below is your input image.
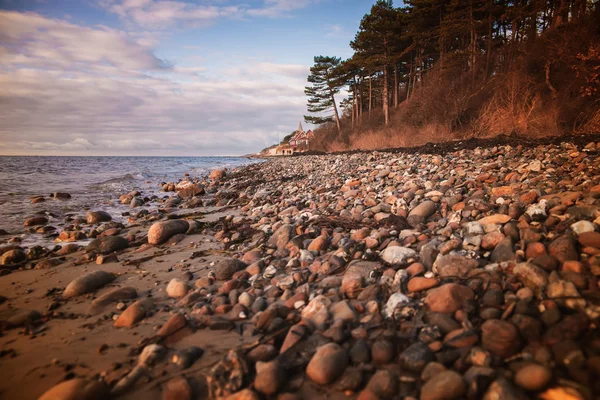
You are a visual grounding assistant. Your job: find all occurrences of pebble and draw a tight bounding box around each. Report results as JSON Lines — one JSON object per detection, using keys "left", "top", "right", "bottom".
{"left": 514, "top": 363, "right": 552, "bottom": 391}
{"left": 420, "top": 370, "right": 466, "bottom": 400}
{"left": 306, "top": 343, "right": 348, "bottom": 385}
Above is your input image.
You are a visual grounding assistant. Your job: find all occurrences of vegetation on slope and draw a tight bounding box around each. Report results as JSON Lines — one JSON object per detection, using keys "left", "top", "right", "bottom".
{"left": 305, "top": 0, "right": 600, "bottom": 152}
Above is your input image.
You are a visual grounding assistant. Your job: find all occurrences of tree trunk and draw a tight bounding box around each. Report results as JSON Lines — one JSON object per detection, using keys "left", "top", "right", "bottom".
{"left": 485, "top": 13, "right": 493, "bottom": 79}
{"left": 351, "top": 82, "right": 356, "bottom": 129}
{"left": 368, "top": 76, "right": 372, "bottom": 116}
{"left": 394, "top": 65, "right": 399, "bottom": 108}
{"left": 406, "top": 59, "right": 413, "bottom": 100}
{"left": 358, "top": 77, "right": 363, "bottom": 122}
{"left": 383, "top": 65, "right": 389, "bottom": 126}
{"left": 330, "top": 90, "right": 341, "bottom": 133}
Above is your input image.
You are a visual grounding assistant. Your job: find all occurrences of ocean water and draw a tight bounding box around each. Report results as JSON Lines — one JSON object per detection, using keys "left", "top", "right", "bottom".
{"left": 0, "top": 156, "right": 256, "bottom": 245}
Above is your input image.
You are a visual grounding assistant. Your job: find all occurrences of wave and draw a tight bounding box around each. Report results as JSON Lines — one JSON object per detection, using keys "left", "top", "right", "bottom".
{"left": 97, "top": 173, "right": 138, "bottom": 185}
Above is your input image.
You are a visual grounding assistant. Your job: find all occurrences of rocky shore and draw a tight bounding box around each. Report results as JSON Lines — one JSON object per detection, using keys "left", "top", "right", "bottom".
{"left": 2, "top": 136, "right": 600, "bottom": 399}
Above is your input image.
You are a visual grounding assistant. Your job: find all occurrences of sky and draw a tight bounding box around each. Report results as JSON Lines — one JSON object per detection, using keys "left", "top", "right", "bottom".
{"left": 0, "top": 0, "right": 376, "bottom": 156}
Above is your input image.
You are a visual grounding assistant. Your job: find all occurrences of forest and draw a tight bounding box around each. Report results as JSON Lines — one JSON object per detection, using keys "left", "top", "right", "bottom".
{"left": 304, "top": 0, "right": 600, "bottom": 151}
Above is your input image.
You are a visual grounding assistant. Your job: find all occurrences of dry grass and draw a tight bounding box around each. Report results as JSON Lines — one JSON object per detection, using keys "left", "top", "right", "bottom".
{"left": 309, "top": 16, "right": 600, "bottom": 153}
{"left": 473, "top": 71, "right": 562, "bottom": 138}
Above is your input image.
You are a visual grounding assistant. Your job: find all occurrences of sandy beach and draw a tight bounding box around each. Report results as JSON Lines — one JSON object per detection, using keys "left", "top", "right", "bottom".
{"left": 1, "top": 135, "right": 600, "bottom": 399}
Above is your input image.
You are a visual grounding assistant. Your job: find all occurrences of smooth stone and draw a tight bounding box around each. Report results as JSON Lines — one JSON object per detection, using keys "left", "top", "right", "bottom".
{"left": 24, "top": 216, "right": 48, "bottom": 226}
{"left": 254, "top": 360, "right": 285, "bottom": 396}
{"left": 481, "top": 319, "right": 521, "bottom": 358}
{"left": 0, "top": 249, "right": 26, "bottom": 266}
{"left": 425, "top": 283, "right": 474, "bottom": 313}
{"left": 88, "top": 287, "right": 137, "bottom": 314}
{"left": 148, "top": 220, "right": 190, "bottom": 245}
{"left": 214, "top": 259, "right": 247, "bottom": 280}
{"left": 162, "top": 376, "right": 192, "bottom": 400}
{"left": 548, "top": 235, "right": 578, "bottom": 263}
{"left": 382, "top": 293, "right": 410, "bottom": 319}
{"left": 513, "top": 263, "right": 549, "bottom": 291}
{"left": 63, "top": 271, "right": 114, "bottom": 298}
{"left": 478, "top": 214, "right": 511, "bottom": 225}
{"left": 433, "top": 254, "right": 479, "bottom": 278}
{"left": 268, "top": 224, "right": 295, "bottom": 250}
{"left": 86, "top": 236, "right": 129, "bottom": 254}
{"left": 578, "top": 231, "right": 600, "bottom": 248}
{"left": 39, "top": 379, "right": 109, "bottom": 400}
{"left": 341, "top": 261, "right": 380, "bottom": 298}
{"left": 407, "top": 200, "right": 436, "bottom": 227}
{"left": 364, "top": 369, "right": 398, "bottom": 399}
{"left": 399, "top": 342, "right": 434, "bottom": 373}
{"left": 306, "top": 343, "right": 348, "bottom": 385}
{"left": 514, "top": 363, "right": 552, "bottom": 391}
{"left": 166, "top": 278, "right": 191, "bottom": 298}
{"left": 490, "top": 237, "right": 516, "bottom": 263}
{"left": 570, "top": 220, "right": 595, "bottom": 235}
{"left": 380, "top": 245, "right": 416, "bottom": 266}
{"left": 114, "top": 298, "right": 154, "bottom": 328}
{"left": 420, "top": 370, "right": 466, "bottom": 400}
{"left": 408, "top": 277, "right": 439, "bottom": 292}
{"left": 86, "top": 211, "right": 112, "bottom": 224}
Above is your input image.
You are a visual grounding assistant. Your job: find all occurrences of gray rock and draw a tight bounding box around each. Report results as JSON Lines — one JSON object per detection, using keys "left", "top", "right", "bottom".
{"left": 214, "top": 258, "right": 247, "bottom": 280}
{"left": 380, "top": 246, "right": 416, "bottom": 266}
{"left": 399, "top": 342, "right": 434, "bottom": 373}
{"left": 86, "top": 210, "right": 112, "bottom": 224}
{"left": 433, "top": 254, "right": 479, "bottom": 278}
{"left": 87, "top": 236, "right": 129, "bottom": 254}
{"left": 490, "top": 237, "right": 516, "bottom": 263}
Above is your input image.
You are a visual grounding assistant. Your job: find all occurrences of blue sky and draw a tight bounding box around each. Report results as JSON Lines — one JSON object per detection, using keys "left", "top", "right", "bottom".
{"left": 0, "top": 0, "right": 378, "bottom": 155}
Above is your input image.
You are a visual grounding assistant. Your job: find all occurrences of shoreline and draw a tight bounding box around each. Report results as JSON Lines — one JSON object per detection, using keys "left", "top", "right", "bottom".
{"left": 1, "top": 136, "right": 600, "bottom": 399}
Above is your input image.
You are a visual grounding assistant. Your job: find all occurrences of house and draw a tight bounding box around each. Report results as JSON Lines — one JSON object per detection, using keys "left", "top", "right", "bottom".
{"left": 261, "top": 122, "right": 315, "bottom": 156}
{"left": 288, "top": 122, "right": 314, "bottom": 147}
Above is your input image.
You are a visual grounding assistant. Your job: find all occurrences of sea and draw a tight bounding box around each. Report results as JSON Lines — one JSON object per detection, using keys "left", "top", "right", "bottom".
{"left": 0, "top": 156, "right": 257, "bottom": 246}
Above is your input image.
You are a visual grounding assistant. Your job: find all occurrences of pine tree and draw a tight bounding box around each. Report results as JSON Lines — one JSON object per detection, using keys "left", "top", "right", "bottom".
{"left": 304, "top": 56, "right": 344, "bottom": 133}
{"left": 351, "top": 1, "right": 404, "bottom": 125}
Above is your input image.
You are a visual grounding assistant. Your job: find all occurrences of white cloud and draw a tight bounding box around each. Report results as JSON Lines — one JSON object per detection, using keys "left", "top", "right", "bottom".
{"left": 100, "top": 0, "right": 319, "bottom": 27}
{"left": 0, "top": 10, "right": 310, "bottom": 155}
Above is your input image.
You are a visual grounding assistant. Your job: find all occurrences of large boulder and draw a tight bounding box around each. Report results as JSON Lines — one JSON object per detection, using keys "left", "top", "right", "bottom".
{"left": 86, "top": 236, "right": 129, "bottom": 254}
{"left": 148, "top": 220, "right": 189, "bottom": 245}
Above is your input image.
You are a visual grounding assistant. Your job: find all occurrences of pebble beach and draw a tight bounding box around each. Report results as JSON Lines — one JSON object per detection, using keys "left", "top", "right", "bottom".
{"left": 2, "top": 135, "right": 600, "bottom": 399}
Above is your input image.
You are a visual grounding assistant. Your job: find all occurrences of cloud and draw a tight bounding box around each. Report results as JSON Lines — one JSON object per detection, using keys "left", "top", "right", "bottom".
{"left": 0, "top": 10, "right": 310, "bottom": 155}
{"left": 326, "top": 23, "right": 344, "bottom": 37}
{"left": 0, "top": 11, "right": 166, "bottom": 71}
{"left": 100, "top": 0, "right": 319, "bottom": 27}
